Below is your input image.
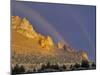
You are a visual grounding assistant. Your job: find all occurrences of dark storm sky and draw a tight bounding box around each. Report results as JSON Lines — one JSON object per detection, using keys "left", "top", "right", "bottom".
{"left": 12, "top": 1, "right": 96, "bottom": 61}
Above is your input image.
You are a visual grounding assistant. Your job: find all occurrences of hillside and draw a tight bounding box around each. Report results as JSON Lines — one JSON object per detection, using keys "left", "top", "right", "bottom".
{"left": 11, "top": 16, "right": 89, "bottom": 72}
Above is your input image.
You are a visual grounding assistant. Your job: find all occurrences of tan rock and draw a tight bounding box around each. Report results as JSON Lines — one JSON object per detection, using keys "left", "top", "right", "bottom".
{"left": 12, "top": 16, "right": 21, "bottom": 29}
{"left": 57, "top": 42, "right": 64, "bottom": 49}
{"left": 12, "top": 16, "right": 55, "bottom": 50}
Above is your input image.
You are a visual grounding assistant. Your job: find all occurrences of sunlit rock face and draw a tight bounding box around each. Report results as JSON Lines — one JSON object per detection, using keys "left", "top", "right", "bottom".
{"left": 12, "top": 16, "right": 21, "bottom": 29}
{"left": 57, "top": 42, "right": 64, "bottom": 49}
{"left": 19, "top": 18, "right": 33, "bottom": 31}
{"left": 12, "top": 16, "right": 55, "bottom": 50}
{"left": 39, "top": 35, "right": 54, "bottom": 50}
{"left": 81, "top": 51, "right": 89, "bottom": 61}
{"left": 12, "top": 16, "right": 38, "bottom": 39}
{"left": 78, "top": 51, "right": 89, "bottom": 61}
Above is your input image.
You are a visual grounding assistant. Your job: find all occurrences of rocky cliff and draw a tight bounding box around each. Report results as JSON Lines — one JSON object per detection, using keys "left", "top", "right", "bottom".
{"left": 11, "top": 16, "right": 89, "bottom": 71}
{"left": 12, "top": 16, "right": 55, "bottom": 50}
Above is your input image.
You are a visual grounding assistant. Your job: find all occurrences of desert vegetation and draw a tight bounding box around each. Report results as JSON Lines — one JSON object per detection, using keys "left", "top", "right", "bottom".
{"left": 12, "top": 60, "right": 96, "bottom": 74}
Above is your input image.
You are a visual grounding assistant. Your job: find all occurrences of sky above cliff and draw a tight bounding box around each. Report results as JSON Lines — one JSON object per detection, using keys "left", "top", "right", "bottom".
{"left": 11, "top": 1, "right": 96, "bottom": 61}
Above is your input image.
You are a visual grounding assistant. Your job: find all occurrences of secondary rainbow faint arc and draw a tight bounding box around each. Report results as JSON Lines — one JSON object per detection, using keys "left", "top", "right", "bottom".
{"left": 68, "top": 7, "right": 95, "bottom": 51}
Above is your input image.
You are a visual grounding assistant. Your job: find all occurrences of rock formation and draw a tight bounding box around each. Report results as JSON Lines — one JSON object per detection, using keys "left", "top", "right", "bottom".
{"left": 12, "top": 16, "right": 55, "bottom": 50}
{"left": 12, "top": 16, "right": 89, "bottom": 71}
